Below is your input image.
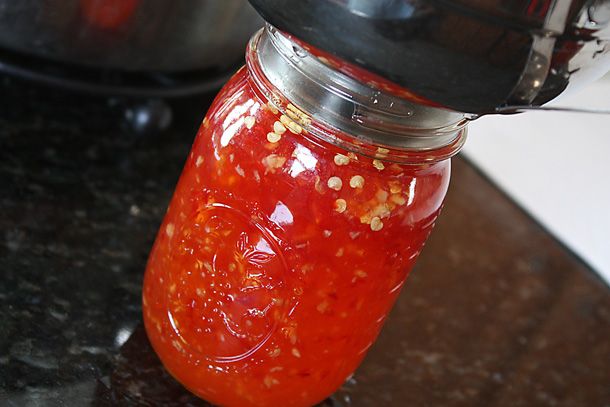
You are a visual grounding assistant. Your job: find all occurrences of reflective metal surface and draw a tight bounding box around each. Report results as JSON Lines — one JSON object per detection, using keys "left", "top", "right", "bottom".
{"left": 250, "top": 26, "right": 467, "bottom": 151}
{"left": 249, "top": 0, "right": 610, "bottom": 114}
{"left": 0, "top": 0, "right": 263, "bottom": 72}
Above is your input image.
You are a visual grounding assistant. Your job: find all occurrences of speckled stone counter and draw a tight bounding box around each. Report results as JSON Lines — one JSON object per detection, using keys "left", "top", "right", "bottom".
{"left": 1, "top": 74, "right": 609, "bottom": 406}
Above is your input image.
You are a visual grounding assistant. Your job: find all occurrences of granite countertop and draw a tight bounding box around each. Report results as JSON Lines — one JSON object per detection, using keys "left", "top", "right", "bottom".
{"left": 1, "top": 74, "right": 609, "bottom": 406}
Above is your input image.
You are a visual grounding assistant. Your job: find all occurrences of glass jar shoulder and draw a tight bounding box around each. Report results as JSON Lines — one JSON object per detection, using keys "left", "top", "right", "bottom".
{"left": 188, "top": 67, "right": 451, "bottom": 235}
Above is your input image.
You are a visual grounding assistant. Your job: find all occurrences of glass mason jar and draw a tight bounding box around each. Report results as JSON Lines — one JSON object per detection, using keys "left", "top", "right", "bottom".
{"left": 142, "top": 25, "right": 467, "bottom": 407}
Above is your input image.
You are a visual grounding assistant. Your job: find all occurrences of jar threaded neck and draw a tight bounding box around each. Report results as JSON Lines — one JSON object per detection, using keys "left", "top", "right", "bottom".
{"left": 246, "top": 25, "right": 467, "bottom": 163}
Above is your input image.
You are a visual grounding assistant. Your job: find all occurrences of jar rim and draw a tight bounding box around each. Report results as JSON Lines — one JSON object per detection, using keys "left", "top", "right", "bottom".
{"left": 246, "top": 25, "right": 468, "bottom": 163}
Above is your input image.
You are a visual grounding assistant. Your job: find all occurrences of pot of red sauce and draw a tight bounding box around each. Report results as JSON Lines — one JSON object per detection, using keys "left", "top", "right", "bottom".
{"left": 142, "top": 25, "right": 467, "bottom": 406}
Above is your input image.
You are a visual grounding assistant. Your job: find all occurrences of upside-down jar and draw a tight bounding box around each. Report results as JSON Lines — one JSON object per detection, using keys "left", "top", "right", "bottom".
{"left": 142, "top": 25, "right": 467, "bottom": 407}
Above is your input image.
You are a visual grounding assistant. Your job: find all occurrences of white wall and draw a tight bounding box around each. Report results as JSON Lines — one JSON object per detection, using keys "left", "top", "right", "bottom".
{"left": 464, "top": 74, "right": 610, "bottom": 284}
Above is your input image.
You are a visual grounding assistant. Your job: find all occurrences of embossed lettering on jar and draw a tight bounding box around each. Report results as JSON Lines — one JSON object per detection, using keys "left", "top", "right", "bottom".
{"left": 142, "top": 25, "right": 467, "bottom": 407}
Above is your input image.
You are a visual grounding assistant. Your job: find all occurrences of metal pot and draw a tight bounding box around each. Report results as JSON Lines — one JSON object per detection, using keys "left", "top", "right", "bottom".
{"left": 0, "top": 0, "right": 263, "bottom": 73}
{"left": 249, "top": 0, "right": 610, "bottom": 114}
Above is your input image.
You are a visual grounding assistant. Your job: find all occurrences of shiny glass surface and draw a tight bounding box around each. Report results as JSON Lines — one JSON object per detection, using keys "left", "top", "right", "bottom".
{"left": 142, "top": 61, "right": 452, "bottom": 405}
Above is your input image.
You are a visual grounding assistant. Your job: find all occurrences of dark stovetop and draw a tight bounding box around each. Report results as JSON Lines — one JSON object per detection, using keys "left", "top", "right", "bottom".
{"left": 1, "top": 74, "right": 609, "bottom": 406}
